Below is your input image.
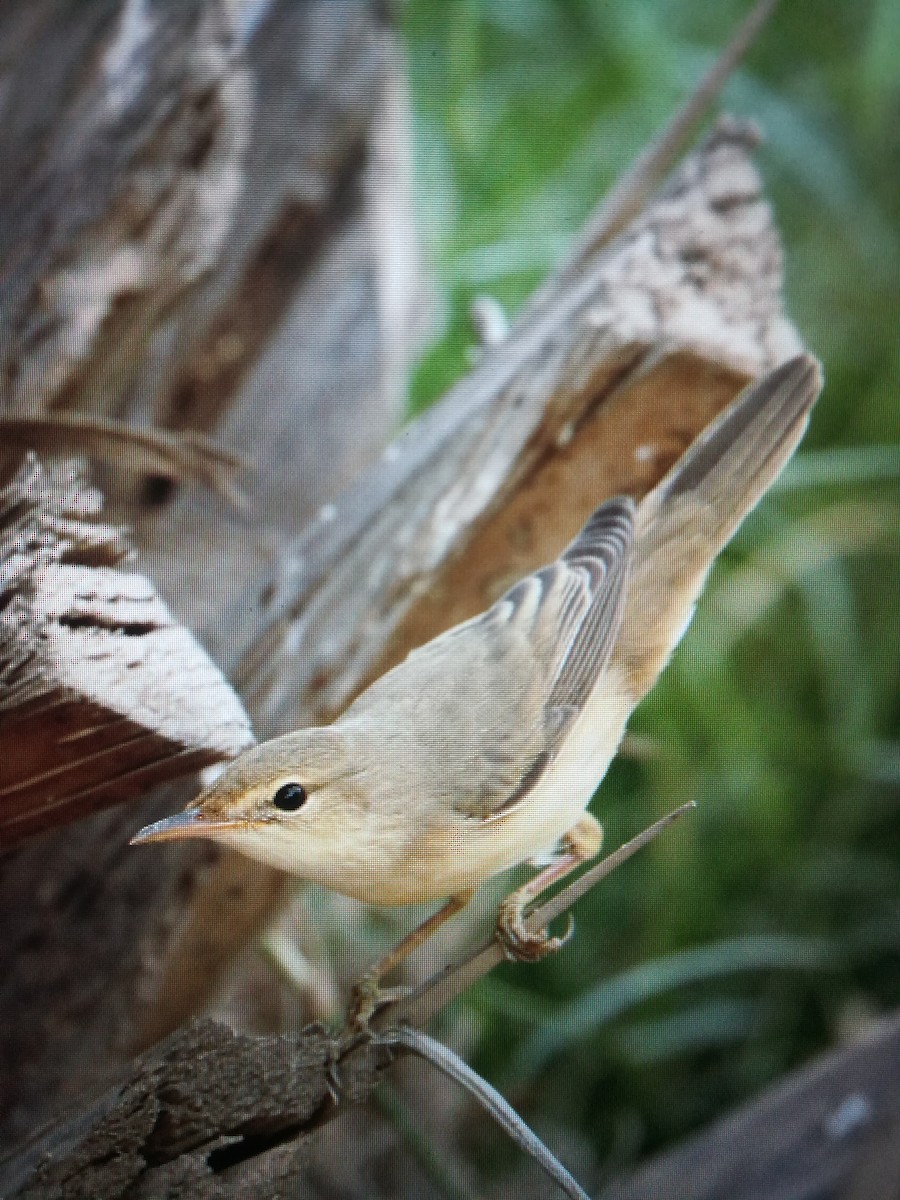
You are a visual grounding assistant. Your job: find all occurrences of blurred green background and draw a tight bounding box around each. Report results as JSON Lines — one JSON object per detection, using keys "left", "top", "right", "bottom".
{"left": 397, "top": 0, "right": 899, "bottom": 1186}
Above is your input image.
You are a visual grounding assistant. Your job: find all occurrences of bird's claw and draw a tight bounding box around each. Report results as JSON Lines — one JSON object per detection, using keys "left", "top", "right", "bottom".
{"left": 347, "top": 971, "right": 384, "bottom": 1032}
{"left": 346, "top": 971, "right": 412, "bottom": 1033}
{"left": 496, "top": 896, "right": 575, "bottom": 963}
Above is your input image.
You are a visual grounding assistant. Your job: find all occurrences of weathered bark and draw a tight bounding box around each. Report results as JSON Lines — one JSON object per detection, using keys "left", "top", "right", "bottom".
{"left": 0, "top": 455, "right": 253, "bottom": 848}
{"left": 0, "top": 0, "right": 415, "bottom": 1148}
{"left": 0, "top": 1020, "right": 337, "bottom": 1200}
{"left": 2, "top": 1007, "right": 897, "bottom": 1200}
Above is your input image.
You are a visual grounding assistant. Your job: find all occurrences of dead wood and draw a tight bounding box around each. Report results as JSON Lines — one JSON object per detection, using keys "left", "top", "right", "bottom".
{"left": 0, "top": 1019, "right": 335, "bottom": 1200}
{"left": 3, "top": 985, "right": 897, "bottom": 1198}
{"left": 0, "top": 0, "right": 408, "bottom": 1148}
{"left": 601, "top": 1016, "right": 900, "bottom": 1200}
{"left": 0, "top": 455, "right": 253, "bottom": 848}
{"left": 236, "top": 115, "right": 801, "bottom": 733}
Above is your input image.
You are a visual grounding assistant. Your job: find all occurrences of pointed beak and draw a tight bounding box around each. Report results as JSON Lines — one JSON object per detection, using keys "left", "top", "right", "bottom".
{"left": 130, "top": 809, "right": 252, "bottom": 845}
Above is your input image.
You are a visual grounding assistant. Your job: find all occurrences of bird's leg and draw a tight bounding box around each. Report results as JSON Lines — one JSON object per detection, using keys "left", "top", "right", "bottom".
{"left": 349, "top": 890, "right": 474, "bottom": 1028}
{"left": 369, "top": 890, "right": 475, "bottom": 982}
{"left": 497, "top": 812, "right": 603, "bottom": 963}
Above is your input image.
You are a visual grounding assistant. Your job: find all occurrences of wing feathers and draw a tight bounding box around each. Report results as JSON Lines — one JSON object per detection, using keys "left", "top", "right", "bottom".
{"left": 548, "top": 497, "right": 634, "bottom": 711}
{"left": 466, "top": 496, "right": 634, "bottom": 820}
{"left": 369, "top": 358, "right": 819, "bottom": 829}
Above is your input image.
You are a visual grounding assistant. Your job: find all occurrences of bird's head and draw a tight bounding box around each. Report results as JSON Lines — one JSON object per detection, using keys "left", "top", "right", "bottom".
{"left": 130, "top": 727, "right": 368, "bottom": 877}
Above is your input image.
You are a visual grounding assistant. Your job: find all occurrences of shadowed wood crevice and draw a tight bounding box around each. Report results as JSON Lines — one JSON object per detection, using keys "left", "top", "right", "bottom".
{"left": 0, "top": 455, "right": 254, "bottom": 848}
{"left": 0, "top": 413, "right": 244, "bottom": 500}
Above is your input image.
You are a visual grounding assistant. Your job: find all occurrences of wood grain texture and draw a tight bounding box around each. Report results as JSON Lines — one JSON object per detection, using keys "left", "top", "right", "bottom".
{"left": 0, "top": 455, "right": 253, "bottom": 847}
{"left": 236, "top": 118, "right": 801, "bottom": 737}
{"left": 0, "top": 0, "right": 406, "bottom": 1150}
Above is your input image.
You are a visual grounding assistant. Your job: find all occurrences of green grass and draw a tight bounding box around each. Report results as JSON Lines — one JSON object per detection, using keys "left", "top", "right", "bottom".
{"left": 400, "top": 0, "right": 900, "bottom": 1179}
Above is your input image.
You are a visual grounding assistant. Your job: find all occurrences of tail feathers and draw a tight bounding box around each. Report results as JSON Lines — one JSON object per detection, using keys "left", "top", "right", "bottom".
{"left": 658, "top": 355, "right": 822, "bottom": 514}
{"left": 617, "top": 354, "right": 823, "bottom": 695}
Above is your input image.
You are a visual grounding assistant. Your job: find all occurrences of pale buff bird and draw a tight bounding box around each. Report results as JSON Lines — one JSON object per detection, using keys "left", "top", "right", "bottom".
{"left": 134, "top": 355, "right": 822, "bottom": 981}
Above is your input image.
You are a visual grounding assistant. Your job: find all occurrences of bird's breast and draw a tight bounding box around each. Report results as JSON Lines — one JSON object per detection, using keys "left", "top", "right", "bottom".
{"left": 377, "top": 669, "right": 635, "bottom": 903}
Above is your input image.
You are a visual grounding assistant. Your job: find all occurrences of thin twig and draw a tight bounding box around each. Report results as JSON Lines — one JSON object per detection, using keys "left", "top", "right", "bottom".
{"left": 311, "top": 801, "right": 696, "bottom": 1149}
{"left": 382, "top": 1025, "right": 590, "bottom": 1200}
{"left": 530, "top": 801, "right": 698, "bottom": 930}
{"left": 378, "top": 802, "right": 697, "bottom": 1030}
{"left": 547, "top": 0, "right": 779, "bottom": 288}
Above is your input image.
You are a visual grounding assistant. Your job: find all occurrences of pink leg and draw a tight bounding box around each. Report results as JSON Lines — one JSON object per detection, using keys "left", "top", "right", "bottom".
{"left": 497, "top": 813, "right": 603, "bottom": 962}
{"left": 349, "top": 890, "right": 474, "bottom": 1026}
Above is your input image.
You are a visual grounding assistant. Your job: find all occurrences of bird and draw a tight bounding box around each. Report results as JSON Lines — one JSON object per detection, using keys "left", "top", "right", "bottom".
{"left": 132, "top": 355, "right": 822, "bottom": 994}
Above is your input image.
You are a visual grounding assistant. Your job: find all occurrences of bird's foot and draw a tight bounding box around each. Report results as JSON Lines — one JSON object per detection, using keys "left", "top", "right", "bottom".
{"left": 496, "top": 892, "right": 575, "bottom": 963}
{"left": 495, "top": 814, "right": 601, "bottom": 962}
{"left": 345, "top": 891, "right": 474, "bottom": 1032}
{"left": 346, "top": 971, "right": 412, "bottom": 1033}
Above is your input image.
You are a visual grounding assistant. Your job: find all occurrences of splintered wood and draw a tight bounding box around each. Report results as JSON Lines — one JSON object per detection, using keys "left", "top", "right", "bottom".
{"left": 0, "top": 455, "right": 253, "bottom": 847}
{"left": 237, "top": 119, "right": 802, "bottom": 735}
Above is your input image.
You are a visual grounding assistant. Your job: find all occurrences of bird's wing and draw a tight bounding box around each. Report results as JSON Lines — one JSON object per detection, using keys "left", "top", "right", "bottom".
{"left": 495, "top": 495, "right": 635, "bottom": 716}
{"left": 341, "top": 497, "right": 634, "bottom": 821}
{"left": 447, "top": 495, "right": 634, "bottom": 818}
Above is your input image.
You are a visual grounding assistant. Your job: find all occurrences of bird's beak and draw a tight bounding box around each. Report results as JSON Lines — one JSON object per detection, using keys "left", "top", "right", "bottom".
{"left": 130, "top": 809, "right": 252, "bottom": 845}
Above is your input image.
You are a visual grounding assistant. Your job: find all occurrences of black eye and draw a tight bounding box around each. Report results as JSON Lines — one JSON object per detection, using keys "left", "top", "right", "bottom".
{"left": 272, "top": 782, "right": 307, "bottom": 811}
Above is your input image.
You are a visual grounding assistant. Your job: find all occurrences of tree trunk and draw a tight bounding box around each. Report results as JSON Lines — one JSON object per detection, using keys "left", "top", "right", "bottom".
{"left": 0, "top": 0, "right": 417, "bottom": 1147}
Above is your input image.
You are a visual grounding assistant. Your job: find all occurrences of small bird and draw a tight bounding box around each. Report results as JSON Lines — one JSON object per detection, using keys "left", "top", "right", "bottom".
{"left": 133, "top": 355, "right": 822, "bottom": 981}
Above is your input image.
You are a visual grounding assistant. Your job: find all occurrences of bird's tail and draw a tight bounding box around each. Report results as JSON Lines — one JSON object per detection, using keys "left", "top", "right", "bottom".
{"left": 616, "top": 354, "right": 823, "bottom": 696}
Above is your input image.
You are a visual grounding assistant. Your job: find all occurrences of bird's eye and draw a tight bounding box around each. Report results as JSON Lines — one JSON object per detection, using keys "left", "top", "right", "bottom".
{"left": 272, "top": 782, "right": 307, "bottom": 811}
